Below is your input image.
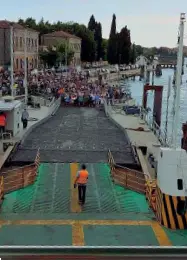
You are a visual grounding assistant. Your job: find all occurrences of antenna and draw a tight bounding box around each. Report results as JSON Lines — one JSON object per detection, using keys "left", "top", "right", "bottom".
{"left": 172, "top": 13, "right": 186, "bottom": 149}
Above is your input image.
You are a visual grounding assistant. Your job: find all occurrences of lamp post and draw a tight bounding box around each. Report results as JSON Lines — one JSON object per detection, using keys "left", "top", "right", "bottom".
{"left": 10, "top": 23, "right": 14, "bottom": 97}
{"left": 65, "top": 38, "right": 68, "bottom": 78}
{"left": 24, "top": 28, "right": 28, "bottom": 105}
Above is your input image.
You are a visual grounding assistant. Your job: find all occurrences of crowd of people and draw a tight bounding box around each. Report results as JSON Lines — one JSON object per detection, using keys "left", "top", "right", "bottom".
{"left": 0, "top": 69, "right": 128, "bottom": 107}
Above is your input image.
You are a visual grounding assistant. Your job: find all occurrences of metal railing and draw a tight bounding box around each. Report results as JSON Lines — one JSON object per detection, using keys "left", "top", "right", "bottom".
{"left": 108, "top": 150, "right": 149, "bottom": 194}
{"left": 0, "top": 246, "right": 186, "bottom": 258}
{"left": 0, "top": 149, "right": 40, "bottom": 194}
{"left": 140, "top": 108, "right": 170, "bottom": 147}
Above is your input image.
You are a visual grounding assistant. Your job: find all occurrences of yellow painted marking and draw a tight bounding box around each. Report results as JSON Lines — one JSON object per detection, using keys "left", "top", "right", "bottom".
{"left": 70, "top": 163, "right": 82, "bottom": 213}
{"left": 0, "top": 219, "right": 153, "bottom": 226}
{"left": 0, "top": 219, "right": 172, "bottom": 246}
{"left": 165, "top": 195, "right": 176, "bottom": 229}
{"left": 151, "top": 222, "right": 172, "bottom": 246}
{"left": 172, "top": 196, "right": 184, "bottom": 230}
{"left": 72, "top": 222, "right": 84, "bottom": 246}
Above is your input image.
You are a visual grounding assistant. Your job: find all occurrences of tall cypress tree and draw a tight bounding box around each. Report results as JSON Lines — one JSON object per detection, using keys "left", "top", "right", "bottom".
{"left": 88, "top": 15, "right": 97, "bottom": 61}
{"left": 118, "top": 26, "right": 131, "bottom": 64}
{"left": 88, "top": 15, "right": 96, "bottom": 32}
{"left": 107, "top": 14, "right": 117, "bottom": 64}
{"left": 95, "top": 22, "right": 103, "bottom": 61}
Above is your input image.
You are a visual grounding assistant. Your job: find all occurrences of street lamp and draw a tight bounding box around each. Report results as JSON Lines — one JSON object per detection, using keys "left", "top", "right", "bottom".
{"left": 24, "top": 27, "right": 28, "bottom": 105}
{"left": 65, "top": 37, "right": 68, "bottom": 77}
{"left": 10, "top": 22, "right": 14, "bottom": 97}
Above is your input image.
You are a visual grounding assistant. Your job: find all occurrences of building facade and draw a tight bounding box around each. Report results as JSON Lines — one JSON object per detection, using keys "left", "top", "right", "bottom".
{"left": 0, "top": 20, "right": 39, "bottom": 71}
{"left": 41, "top": 31, "right": 81, "bottom": 65}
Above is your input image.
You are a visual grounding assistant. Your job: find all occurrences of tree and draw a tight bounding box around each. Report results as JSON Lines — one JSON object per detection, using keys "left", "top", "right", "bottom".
{"left": 88, "top": 15, "right": 96, "bottom": 32}
{"left": 57, "top": 43, "right": 74, "bottom": 65}
{"left": 18, "top": 18, "right": 96, "bottom": 62}
{"left": 130, "top": 43, "right": 136, "bottom": 64}
{"left": 118, "top": 26, "right": 131, "bottom": 64}
{"left": 39, "top": 47, "right": 58, "bottom": 67}
{"left": 101, "top": 39, "right": 108, "bottom": 61}
{"left": 107, "top": 14, "right": 118, "bottom": 64}
{"left": 95, "top": 22, "right": 103, "bottom": 61}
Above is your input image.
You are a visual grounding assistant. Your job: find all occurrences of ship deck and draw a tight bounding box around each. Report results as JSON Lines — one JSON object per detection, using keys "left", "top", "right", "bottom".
{"left": 1, "top": 162, "right": 187, "bottom": 246}
{"left": 1, "top": 106, "right": 187, "bottom": 246}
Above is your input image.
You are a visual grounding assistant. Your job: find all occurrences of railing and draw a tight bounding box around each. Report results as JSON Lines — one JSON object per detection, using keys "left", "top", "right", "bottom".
{"left": 108, "top": 150, "right": 147, "bottom": 194}
{"left": 0, "top": 246, "right": 186, "bottom": 259}
{"left": 145, "top": 179, "right": 157, "bottom": 212}
{"left": 141, "top": 108, "right": 170, "bottom": 147}
{"left": 0, "top": 149, "right": 40, "bottom": 195}
{"left": 3, "top": 164, "right": 37, "bottom": 193}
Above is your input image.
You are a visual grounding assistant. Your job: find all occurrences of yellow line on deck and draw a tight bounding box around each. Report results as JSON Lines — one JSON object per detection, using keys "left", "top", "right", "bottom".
{"left": 0, "top": 219, "right": 171, "bottom": 246}
{"left": 151, "top": 222, "right": 172, "bottom": 246}
{"left": 0, "top": 220, "right": 153, "bottom": 226}
{"left": 72, "top": 222, "right": 85, "bottom": 246}
{"left": 70, "top": 163, "right": 82, "bottom": 213}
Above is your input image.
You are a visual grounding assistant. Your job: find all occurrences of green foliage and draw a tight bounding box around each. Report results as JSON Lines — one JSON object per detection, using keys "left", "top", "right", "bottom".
{"left": 39, "top": 42, "right": 75, "bottom": 67}
{"left": 18, "top": 18, "right": 96, "bottom": 62}
{"left": 39, "top": 47, "right": 58, "bottom": 67}
{"left": 107, "top": 14, "right": 132, "bottom": 65}
{"left": 88, "top": 15, "right": 104, "bottom": 61}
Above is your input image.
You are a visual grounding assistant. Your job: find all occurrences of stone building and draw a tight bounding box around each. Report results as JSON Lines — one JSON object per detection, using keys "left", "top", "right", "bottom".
{"left": 0, "top": 20, "right": 39, "bottom": 71}
{"left": 41, "top": 31, "right": 81, "bottom": 65}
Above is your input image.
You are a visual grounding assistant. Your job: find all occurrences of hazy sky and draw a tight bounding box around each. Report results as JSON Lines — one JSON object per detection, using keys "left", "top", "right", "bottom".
{"left": 1, "top": 0, "right": 187, "bottom": 47}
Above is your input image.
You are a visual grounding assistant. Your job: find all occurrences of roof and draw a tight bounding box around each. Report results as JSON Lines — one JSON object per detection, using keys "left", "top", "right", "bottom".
{"left": 43, "top": 30, "right": 81, "bottom": 40}
{"left": 0, "top": 20, "right": 38, "bottom": 32}
{"left": 0, "top": 100, "right": 21, "bottom": 111}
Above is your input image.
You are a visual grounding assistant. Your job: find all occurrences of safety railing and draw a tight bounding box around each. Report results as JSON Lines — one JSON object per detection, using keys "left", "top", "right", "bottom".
{"left": 0, "top": 149, "right": 40, "bottom": 195}
{"left": 0, "top": 246, "right": 187, "bottom": 259}
{"left": 140, "top": 108, "right": 170, "bottom": 147}
{"left": 108, "top": 150, "right": 148, "bottom": 194}
{"left": 145, "top": 179, "right": 157, "bottom": 212}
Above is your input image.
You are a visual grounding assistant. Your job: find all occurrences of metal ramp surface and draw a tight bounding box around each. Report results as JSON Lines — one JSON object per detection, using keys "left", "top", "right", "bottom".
{"left": 10, "top": 107, "right": 139, "bottom": 167}
{"left": 0, "top": 163, "right": 186, "bottom": 246}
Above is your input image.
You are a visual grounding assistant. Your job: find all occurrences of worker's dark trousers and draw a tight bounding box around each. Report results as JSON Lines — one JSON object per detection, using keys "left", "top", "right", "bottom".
{"left": 78, "top": 184, "right": 87, "bottom": 204}
{"left": 22, "top": 119, "right": 28, "bottom": 129}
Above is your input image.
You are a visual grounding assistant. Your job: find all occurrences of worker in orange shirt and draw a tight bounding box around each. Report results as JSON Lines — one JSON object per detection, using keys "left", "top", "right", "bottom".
{"left": 0, "top": 112, "right": 6, "bottom": 134}
{"left": 74, "top": 164, "right": 89, "bottom": 205}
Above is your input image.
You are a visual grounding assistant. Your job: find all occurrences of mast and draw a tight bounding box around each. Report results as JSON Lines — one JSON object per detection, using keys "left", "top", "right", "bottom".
{"left": 173, "top": 13, "right": 185, "bottom": 149}
{"left": 165, "top": 76, "right": 171, "bottom": 144}
{"left": 10, "top": 24, "right": 14, "bottom": 97}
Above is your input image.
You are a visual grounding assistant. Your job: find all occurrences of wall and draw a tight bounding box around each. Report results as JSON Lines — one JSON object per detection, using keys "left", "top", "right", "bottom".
{"left": 14, "top": 28, "right": 39, "bottom": 70}
{"left": 0, "top": 28, "right": 10, "bottom": 66}
{"left": 41, "top": 35, "right": 81, "bottom": 65}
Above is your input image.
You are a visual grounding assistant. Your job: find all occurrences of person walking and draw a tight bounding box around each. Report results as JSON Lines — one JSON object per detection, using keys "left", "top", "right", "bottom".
{"left": 74, "top": 164, "right": 88, "bottom": 205}
{"left": 21, "top": 108, "right": 29, "bottom": 129}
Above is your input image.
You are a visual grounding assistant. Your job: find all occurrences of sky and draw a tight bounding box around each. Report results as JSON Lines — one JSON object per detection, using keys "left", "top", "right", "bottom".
{"left": 1, "top": 0, "right": 187, "bottom": 47}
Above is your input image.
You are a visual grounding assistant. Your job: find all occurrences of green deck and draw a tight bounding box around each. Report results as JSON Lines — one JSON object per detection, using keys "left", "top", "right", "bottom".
{"left": 1, "top": 163, "right": 187, "bottom": 246}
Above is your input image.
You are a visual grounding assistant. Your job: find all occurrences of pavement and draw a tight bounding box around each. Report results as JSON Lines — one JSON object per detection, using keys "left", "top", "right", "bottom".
{"left": 11, "top": 107, "right": 138, "bottom": 166}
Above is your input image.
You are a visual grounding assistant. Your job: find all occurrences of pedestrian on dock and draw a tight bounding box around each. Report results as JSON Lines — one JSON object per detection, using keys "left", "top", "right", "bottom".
{"left": 21, "top": 108, "right": 29, "bottom": 129}
{"left": 74, "top": 164, "right": 89, "bottom": 206}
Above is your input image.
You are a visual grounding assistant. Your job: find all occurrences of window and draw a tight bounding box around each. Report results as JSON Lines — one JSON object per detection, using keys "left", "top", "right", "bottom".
{"left": 20, "top": 37, "right": 22, "bottom": 48}
{"left": 177, "top": 200, "right": 187, "bottom": 216}
{"left": 20, "top": 59, "right": 23, "bottom": 69}
{"left": 177, "top": 179, "right": 183, "bottom": 190}
{"left": 16, "top": 58, "right": 19, "bottom": 69}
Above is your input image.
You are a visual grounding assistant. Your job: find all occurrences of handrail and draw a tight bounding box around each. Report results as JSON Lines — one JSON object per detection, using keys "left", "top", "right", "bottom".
{"left": 0, "top": 245, "right": 186, "bottom": 257}
{"left": 108, "top": 150, "right": 150, "bottom": 180}
{"left": 141, "top": 108, "right": 170, "bottom": 147}
{"left": 0, "top": 149, "right": 40, "bottom": 194}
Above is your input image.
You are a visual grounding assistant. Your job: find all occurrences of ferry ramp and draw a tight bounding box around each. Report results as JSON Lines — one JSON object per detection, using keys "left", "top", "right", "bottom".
{"left": 1, "top": 107, "right": 187, "bottom": 247}
{"left": 11, "top": 107, "right": 138, "bottom": 167}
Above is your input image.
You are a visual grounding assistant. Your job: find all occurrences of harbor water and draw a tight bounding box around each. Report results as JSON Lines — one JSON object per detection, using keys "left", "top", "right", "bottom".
{"left": 129, "top": 58, "right": 187, "bottom": 146}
